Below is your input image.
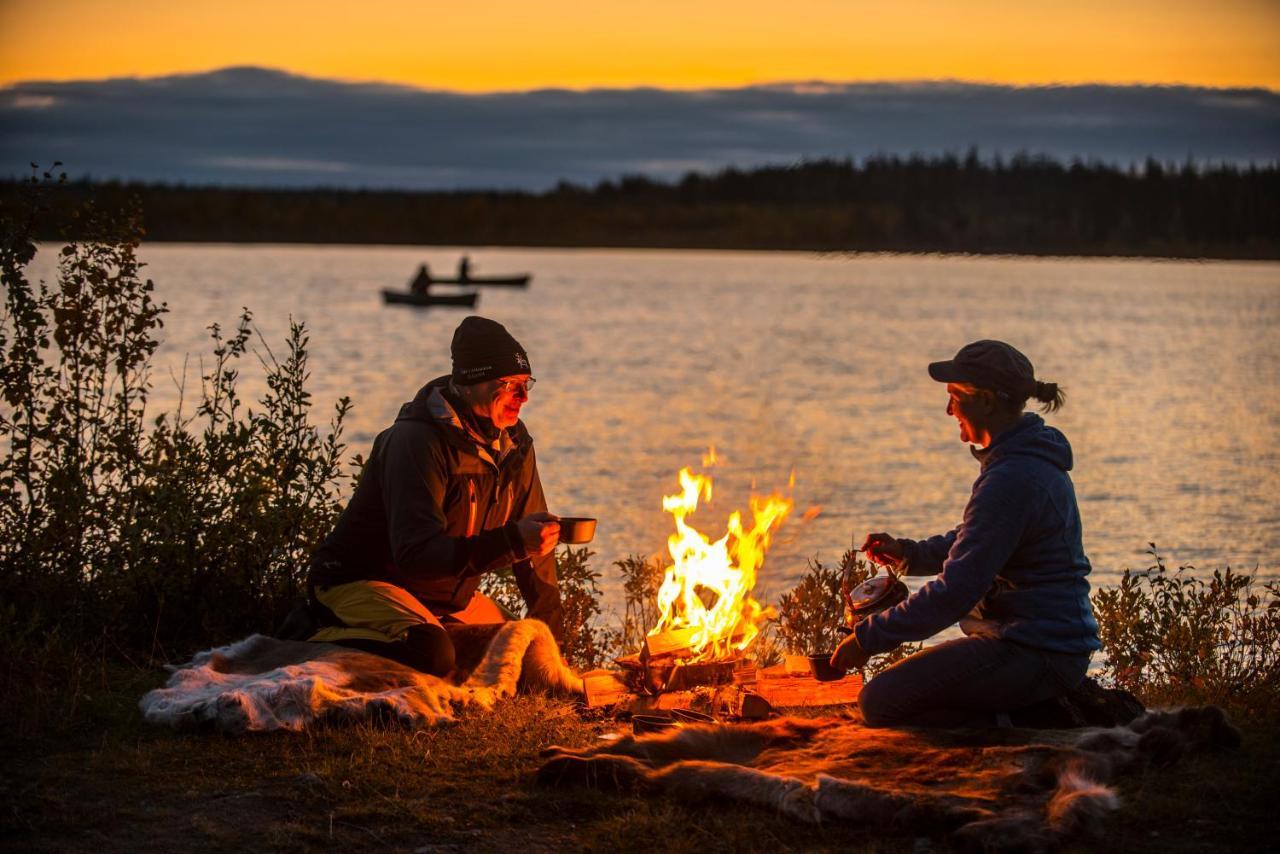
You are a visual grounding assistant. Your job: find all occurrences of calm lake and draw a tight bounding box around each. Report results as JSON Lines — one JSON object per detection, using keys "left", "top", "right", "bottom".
{"left": 29, "top": 245, "right": 1280, "bottom": 612}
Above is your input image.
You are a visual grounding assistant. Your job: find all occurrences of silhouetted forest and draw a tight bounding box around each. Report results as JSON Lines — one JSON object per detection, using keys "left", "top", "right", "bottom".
{"left": 5, "top": 154, "right": 1278, "bottom": 258}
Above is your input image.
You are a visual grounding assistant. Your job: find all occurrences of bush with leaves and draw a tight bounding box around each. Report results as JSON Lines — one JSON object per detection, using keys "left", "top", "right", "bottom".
{"left": 0, "top": 170, "right": 353, "bottom": 663}
{"left": 1, "top": 168, "right": 162, "bottom": 645}
{"left": 1092, "top": 545, "right": 1279, "bottom": 719}
{"left": 773, "top": 558, "right": 845, "bottom": 656}
{"left": 771, "top": 549, "right": 921, "bottom": 675}
{"left": 611, "top": 553, "right": 665, "bottom": 655}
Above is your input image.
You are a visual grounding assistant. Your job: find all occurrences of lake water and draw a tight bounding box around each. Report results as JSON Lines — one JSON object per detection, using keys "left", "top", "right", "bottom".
{"left": 27, "top": 245, "right": 1280, "bottom": 616}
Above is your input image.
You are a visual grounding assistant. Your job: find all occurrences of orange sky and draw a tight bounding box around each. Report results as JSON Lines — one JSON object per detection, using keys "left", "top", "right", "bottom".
{"left": 2, "top": 0, "right": 1278, "bottom": 91}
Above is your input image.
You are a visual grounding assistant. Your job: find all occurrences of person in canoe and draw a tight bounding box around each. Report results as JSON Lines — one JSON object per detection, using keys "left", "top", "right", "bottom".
{"left": 831, "top": 340, "right": 1101, "bottom": 727}
{"left": 458, "top": 255, "right": 472, "bottom": 282}
{"left": 306, "top": 316, "right": 563, "bottom": 677}
{"left": 409, "top": 264, "right": 432, "bottom": 295}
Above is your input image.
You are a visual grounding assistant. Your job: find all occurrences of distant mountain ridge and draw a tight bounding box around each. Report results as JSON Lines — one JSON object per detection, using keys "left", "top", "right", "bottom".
{"left": 2, "top": 66, "right": 1278, "bottom": 190}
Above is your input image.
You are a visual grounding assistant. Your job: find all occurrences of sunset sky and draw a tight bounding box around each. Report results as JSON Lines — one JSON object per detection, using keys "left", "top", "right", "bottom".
{"left": 2, "top": 0, "right": 1278, "bottom": 91}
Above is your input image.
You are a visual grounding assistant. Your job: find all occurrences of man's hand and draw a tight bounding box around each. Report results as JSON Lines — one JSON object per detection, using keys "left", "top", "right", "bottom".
{"left": 830, "top": 631, "right": 872, "bottom": 673}
{"left": 861, "top": 532, "right": 905, "bottom": 568}
{"left": 516, "top": 512, "right": 560, "bottom": 557}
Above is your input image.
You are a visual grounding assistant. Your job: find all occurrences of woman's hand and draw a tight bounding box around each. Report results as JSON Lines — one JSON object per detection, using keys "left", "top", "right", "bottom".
{"left": 861, "top": 532, "right": 905, "bottom": 567}
{"left": 830, "top": 632, "right": 872, "bottom": 672}
{"left": 517, "top": 512, "right": 560, "bottom": 557}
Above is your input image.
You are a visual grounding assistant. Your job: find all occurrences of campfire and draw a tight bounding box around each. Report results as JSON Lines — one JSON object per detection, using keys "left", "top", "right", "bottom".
{"left": 587, "top": 455, "right": 861, "bottom": 715}
{"left": 648, "top": 460, "right": 792, "bottom": 659}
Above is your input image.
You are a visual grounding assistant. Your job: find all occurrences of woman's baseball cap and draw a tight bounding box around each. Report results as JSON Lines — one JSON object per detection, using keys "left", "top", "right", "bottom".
{"left": 927, "top": 340, "right": 1037, "bottom": 400}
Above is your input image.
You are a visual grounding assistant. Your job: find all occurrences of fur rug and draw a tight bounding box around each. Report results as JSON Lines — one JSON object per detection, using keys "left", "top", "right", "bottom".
{"left": 140, "top": 619, "right": 580, "bottom": 733}
{"left": 537, "top": 706, "right": 1240, "bottom": 851}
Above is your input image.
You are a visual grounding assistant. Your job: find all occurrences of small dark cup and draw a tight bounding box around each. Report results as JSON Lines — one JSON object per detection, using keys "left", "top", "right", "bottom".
{"left": 808, "top": 653, "right": 846, "bottom": 682}
{"left": 670, "top": 708, "right": 716, "bottom": 726}
{"left": 557, "top": 516, "right": 597, "bottom": 544}
{"left": 632, "top": 714, "right": 677, "bottom": 735}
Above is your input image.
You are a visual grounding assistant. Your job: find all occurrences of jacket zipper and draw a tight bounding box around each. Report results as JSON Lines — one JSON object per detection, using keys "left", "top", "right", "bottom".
{"left": 466, "top": 479, "right": 478, "bottom": 537}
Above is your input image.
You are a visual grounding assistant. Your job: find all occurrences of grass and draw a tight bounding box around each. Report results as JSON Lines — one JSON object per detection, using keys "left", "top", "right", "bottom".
{"left": 3, "top": 661, "right": 1277, "bottom": 854}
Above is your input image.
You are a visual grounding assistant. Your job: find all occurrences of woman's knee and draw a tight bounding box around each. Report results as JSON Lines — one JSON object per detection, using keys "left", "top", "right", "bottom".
{"left": 857, "top": 670, "right": 911, "bottom": 728}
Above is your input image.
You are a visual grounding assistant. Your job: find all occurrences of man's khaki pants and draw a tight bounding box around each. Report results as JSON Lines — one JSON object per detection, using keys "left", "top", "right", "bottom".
{"left": 309, "top": 580, "right": 510, "bottom": 645}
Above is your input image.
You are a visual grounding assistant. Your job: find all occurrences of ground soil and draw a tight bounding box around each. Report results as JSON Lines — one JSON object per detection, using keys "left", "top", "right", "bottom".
{"left": 3, "top": 664, "right": 1276, "bottom": 853}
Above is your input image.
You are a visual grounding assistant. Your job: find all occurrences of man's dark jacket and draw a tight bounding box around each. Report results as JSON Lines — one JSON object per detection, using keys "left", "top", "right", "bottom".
{"left": 309, "top": 376, "right": 563, "bottom": 636}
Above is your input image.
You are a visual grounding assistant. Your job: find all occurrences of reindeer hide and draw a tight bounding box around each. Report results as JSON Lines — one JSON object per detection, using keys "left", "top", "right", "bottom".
{"left": 538, "top": 706, "right": 1239, "bottom": 851}
{"left": 140, "top": 619, "right": 580, "bottom": 733}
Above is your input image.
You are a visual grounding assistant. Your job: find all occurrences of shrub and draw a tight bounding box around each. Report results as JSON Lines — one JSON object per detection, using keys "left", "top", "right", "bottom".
{"left": 611, "top": 553, "right": 665, "bottom": 654}
{"left": 1, "top": 168, "right": 163, "bottom": 648}
{"left": 1092, "top": 545, "right": 1279, "bottom": 719}
{"left": 771, "top": 548, "right": 921, "bottom": 675}
{"left": 773, "top": 557, "right": 845, "bottom": 656}
{"left": 0, "top": 170, "right": 353, "bottom": 662}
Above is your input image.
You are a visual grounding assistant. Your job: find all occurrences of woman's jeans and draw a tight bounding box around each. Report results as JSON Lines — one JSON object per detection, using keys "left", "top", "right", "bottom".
{"left": 858, "top": 635, "right": 1091, "bottom": 728}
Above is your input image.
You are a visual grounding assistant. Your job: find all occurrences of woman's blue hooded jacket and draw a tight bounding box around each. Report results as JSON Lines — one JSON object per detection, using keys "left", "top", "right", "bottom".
{"left": 854, "top": 413, "right": 1101, "bottom": 656}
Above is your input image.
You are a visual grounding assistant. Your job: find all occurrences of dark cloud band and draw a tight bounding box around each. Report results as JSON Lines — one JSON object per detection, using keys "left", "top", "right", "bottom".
{"left": 2, "top": 67, "right": 1277, "bottom": 189}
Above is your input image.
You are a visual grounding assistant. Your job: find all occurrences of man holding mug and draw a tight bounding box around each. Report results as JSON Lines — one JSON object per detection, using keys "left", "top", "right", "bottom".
{"left": 306, "top": 316, "right": 563, "bottom": 677}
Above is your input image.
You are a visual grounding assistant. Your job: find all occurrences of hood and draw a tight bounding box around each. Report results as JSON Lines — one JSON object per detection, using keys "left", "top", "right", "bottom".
{"left": 396, "top": 375, "right": 453, "bottom": 424}
{"left": 974, "top": 413, "right": 1073, "bottom": 472}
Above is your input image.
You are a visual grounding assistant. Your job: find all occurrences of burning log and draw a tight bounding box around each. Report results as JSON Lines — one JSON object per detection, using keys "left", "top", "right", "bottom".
{"left": 640, "top": 626, "right": 702, "bottom": 661}
{"left": 663, "top": 659, "right": 738, "bottom": 692}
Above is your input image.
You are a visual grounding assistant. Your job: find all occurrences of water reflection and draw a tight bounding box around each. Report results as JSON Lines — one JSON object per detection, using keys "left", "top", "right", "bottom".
{"left": 30, "top": 245, "right": 1277, "bottom": 615}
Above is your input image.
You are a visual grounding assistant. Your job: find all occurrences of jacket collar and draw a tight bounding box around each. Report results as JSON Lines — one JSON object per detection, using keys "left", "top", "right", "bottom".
{"left": 970, "top": 412, "right": 1043, "bottom": 468}
{"left": 407, "top": 376, "right": 530, "bottom": 469}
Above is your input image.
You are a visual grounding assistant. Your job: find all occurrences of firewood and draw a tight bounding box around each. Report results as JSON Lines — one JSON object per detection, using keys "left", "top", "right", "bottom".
{"left": 750, "top": 671, "right": 863, "bottom": 708}
{"left": 641, "top": 626, "right": 701, "bottom": 660}
{"left": 663, "top": 660, "right": 736, "bottom": 692}
{"left": 620, "top": 686, "right": 739, "bottom": 717}
{"left": 581, "top": 670, "right": 629, "bottom": 708}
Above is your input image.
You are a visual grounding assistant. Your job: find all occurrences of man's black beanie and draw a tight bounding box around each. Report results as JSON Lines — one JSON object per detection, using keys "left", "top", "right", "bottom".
{"left": 451, "top": 316, "right": 530, "bottom": 385}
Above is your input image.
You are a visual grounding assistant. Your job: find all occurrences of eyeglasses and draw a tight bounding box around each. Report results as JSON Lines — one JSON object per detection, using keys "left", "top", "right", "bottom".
{"left": 495, "top": 377, "right": 536, "bottom": 394}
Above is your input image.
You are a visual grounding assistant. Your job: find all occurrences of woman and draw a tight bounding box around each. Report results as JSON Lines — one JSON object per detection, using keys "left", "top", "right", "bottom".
{"left": 831, "top": 340, "right": 1100, "bottom": 727}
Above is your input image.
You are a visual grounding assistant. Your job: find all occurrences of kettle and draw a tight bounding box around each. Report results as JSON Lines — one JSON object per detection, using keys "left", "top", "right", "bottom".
{"left": 841, "top": 553, "right": 909, "bottom": 630}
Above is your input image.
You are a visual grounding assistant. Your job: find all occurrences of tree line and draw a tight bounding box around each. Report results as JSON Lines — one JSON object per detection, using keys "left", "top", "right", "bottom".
{"left": 4, "top": 153, "right": 1277, "bottom": 258}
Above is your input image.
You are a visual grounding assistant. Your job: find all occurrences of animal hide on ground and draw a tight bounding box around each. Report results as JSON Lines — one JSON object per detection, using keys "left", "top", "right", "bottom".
{"left": 140, "top": 619, "right": 580, "bottom": 733}
{"left": 538, "top": 706, "right": 1239, "bottom": 851}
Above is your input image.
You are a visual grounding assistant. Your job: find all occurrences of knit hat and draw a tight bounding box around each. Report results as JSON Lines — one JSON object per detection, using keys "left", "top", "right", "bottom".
{"left": 927, "top": 340, "right": 1037, "bottom": 401}
{"left": 450, "top": 316, "right": 530, "bottom": 385}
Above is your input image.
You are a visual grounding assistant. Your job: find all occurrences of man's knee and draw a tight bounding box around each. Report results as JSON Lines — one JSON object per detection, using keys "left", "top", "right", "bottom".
{"left": 403, "top": 624, "right": 456, "bottom": 677}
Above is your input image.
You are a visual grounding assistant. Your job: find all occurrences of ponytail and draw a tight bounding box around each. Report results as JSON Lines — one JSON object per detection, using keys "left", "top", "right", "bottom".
{"left": 1032, "top": 380, "right": 1065, "bottom": 413}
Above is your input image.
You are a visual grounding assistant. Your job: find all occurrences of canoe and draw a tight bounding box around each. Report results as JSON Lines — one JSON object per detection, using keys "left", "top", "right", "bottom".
{"left": 427, "top": 274, "right": 530, "bottom": 287}
{"left": 382, "top": 289, "right": 479, "bottom": 307}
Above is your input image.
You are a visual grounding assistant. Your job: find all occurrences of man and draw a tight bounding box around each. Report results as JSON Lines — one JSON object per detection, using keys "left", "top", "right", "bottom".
{"left": 409, "top": 264, "right": 432, "bottom": 295}
{"left": 307, "top": 316, "right": 563, "bottom": 677}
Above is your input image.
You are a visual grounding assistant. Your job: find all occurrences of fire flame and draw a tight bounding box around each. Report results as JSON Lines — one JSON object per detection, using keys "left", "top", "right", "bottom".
{"left": 649, "top": 464, "right": 793, "bottom": 662}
